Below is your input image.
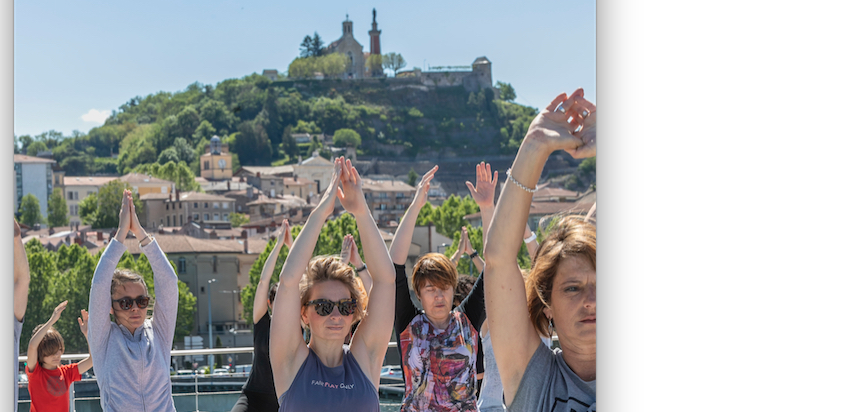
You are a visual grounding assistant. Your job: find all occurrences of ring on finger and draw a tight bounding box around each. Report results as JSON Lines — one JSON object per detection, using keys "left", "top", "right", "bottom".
{"left": 555, "top": 104, "right": 568, "bottom": 114}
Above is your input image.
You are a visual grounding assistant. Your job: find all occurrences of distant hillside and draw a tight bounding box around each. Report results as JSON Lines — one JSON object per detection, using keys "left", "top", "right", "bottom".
{"left": 14, "top": 72, "right": 539, "bottom": 178}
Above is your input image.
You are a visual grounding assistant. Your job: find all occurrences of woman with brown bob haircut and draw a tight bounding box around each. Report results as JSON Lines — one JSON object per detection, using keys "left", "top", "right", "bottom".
{"left": 270, "top": 157, "right": 394, "bottom": 412}
{"left": 484, "top": 88, "right": 597, "bottom": 412}
{"left": 390, "top": 165, "right": 489, "bottom": 412}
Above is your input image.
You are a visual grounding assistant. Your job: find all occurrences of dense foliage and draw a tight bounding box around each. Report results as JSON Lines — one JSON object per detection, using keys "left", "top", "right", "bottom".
{"left": 15, "top": 73, "right": 536, "bottom": 182}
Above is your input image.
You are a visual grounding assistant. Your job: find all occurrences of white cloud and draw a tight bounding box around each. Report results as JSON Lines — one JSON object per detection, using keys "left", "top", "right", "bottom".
{"left": 81, "top": 109, "right": 111, "bottom": 123}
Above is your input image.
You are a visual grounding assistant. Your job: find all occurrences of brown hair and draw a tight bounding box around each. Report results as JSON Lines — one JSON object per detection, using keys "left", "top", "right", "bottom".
{"left": 269, "top": 282, "right": 279, "bottom": 305}
{"left": 453, "top": 274, "right": 476, "bottom": 309}
{"left": 526, "top": 215, "right": 596, "bottom": 338}
{"left": 299, "top": 256, "right": 367, "bottom": 325}
{"left": 111, "top": 268, "right": 148, "bottom": 297}
{"left": 411, "top": 253, "right": 459, "bottom": 298}
{"left": 31, "top": 324, "right": 64, "bottom": 366}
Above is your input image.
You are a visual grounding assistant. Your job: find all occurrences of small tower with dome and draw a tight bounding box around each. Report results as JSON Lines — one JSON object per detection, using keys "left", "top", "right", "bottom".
{"left": 200, "top": 135, "right": 233, "bottom": 181}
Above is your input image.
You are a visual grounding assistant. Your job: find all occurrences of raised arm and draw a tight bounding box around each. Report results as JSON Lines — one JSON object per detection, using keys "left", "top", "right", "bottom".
{"left": 89, "top": 193, "right": 132, "bottom": 360}
{"left": 77, "top": 309, "right": 93, "bottom": 374}
{"left": 342, "top": 234, "right": 371, "bottom": 295}
{"left": 460, "top": 227, "right": 485, "bottom": 274}
{"left": 339, "top": 160, "right": 396, "bottom": 385}
{"left": 27, "top": 301, "right": 68, "bottom": 372}
{"left": 271, "top": 158, "right": 342, "bottom": 397}
{"left": 129, "top": 191, "right": 177, "bottom": 351}
{"left": 389, "top": 165, "right": 437, "bottom": 265}
{"left": 523, "top": 223, "right": 539, "bottom": 262}
{"left": 254, "top": 220, "right": 291, "bottom": 323}
{"left": 14, "top": 219, "right": 30, "bottom": 323}
{"left": 449, "top": 232, "right": 467, "bottom": 267}
{"left": 484, "top": 89, "right": 595, "bottom": 406}
{"left": 465, "top": 161, "right": 497, "bottom": 239}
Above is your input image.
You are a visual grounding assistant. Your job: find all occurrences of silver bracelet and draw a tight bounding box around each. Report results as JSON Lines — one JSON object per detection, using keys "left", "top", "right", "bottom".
{"left": 506, "top": 168, "right": 538, "bottom": 193}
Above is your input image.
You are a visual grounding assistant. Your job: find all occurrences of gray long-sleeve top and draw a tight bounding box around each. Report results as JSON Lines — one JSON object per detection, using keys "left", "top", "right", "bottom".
{"left": 88, "top": 238, "right": 178, "bottom": 412}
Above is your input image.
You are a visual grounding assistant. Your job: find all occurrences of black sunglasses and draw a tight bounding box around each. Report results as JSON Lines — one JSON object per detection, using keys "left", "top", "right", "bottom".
{"left": 304, "top": 298, "right": 357, "bottom": 317}
{"left": 112, "top": 295, "right": 150, "bottom": 311}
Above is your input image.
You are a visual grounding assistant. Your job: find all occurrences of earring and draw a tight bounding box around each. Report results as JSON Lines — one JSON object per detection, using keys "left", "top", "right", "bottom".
{"left": 547, "top": 318, "right": 554, "bottom": 337}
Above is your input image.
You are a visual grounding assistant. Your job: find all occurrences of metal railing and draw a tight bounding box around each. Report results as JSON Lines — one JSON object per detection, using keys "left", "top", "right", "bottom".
{"left": 17, "top": 337, "right": 558, "bottom": 411}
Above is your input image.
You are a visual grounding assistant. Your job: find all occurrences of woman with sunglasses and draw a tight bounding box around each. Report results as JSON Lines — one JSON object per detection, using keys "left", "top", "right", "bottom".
{"left": 231, "top": 219, "right": 292, "bottom": 412}
{"left": 88, "top": 189, "right": 179, "bottom": 412}
{"left": 270, "top": 157, "right": 395, "bottom": 411}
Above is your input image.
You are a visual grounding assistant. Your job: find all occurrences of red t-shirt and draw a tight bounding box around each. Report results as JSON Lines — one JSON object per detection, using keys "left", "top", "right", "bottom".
{"left": 25, "top": 362, "right": 81, "bottom": 412}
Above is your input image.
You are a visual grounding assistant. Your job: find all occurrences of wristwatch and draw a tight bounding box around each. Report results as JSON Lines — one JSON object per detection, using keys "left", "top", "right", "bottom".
{"left": 139, "top": 233, "right": 155, "bottom": 247}
{"left": 469, "top": 250, "right": 479, "bottom": 259}
{"left": 356, "top": 264, "right": 367, "bottom": 273}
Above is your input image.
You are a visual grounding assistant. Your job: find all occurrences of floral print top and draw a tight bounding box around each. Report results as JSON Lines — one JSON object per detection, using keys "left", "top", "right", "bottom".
{"left": 393, "top": 263, "right": 487, "bottom": 412}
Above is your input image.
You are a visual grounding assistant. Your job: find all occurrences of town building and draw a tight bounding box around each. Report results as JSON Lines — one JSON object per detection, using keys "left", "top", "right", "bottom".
{"left": 141, "top": 190, "right": 236, "bottom": 229}
{"left": 13, "top": 154, "right": 56, "bottom": 218}
{"left": 62, "top": 176, "right": 118, "bottom": 226}
{"left": 361, "top": 178, "right": 415, "bottom": 225}
{"left": 200, "top": 136, "right": 233, "bottom": 181}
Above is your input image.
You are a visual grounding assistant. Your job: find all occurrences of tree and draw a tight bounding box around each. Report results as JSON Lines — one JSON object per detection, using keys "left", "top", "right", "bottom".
{"left": 407, "top": 168, "right": 419, "bottom": 187}
{"left": 19, "top": 194, "right": 44, "bottom": 226}
{"left": 382, "top": 52, "right": 406, "bottom": 76}
{"left": 157, "top": 147, "right": 180, "bottom": 165}
{"left": 281, "top": 125, "right": 299, "bottom": 159}
{"left": 333, "top": 129, "right": 361, "bottom": 148}
{"left": 319, "top": 54, "right": 349, "bottom": 78}
{"left": 214, "top": 336, "right": 224, "bottom": 369}
{"left": 83, "top": 180, "right": 145, "bottom": 229}
{"left": 229, "top": 213, "right": 250, "bottom": 228}
{"left": 47, "top": 188, "right": 69, "bottom": 228}
{"left": 79, "top": 193, "right": 97, "bottom": 224}
{"left": 300, "top": 32, "right": 325, "bottom": 58}
{"left": 26, "top": 141, "right": 48, "bottom": 156}
{"left": 133, "top": 161, "right": 201, "bottom": 192}
{"left": 495, "top": 81, "right": 517, "bottom": 102}
{"left": 172, "top": 137, "right": 198, "bottom": 165}
{"left": 365, "top": 54, "right": 383, "bottom": 76}
{"left": 289, "top": 57, "right": 316, "bottom": 79}
{"left": 235, "top": 120, "right": 273, "bottom": 166}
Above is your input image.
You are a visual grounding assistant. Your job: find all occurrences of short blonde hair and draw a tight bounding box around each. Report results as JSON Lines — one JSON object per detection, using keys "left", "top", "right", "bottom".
{"left": 411, "top": 253, "right": 458, "bottom": 298}
{"left": 299, "top": 256, "right": 368, "bottom": 324}
{"left": 526, "top": 215, "right": 596, "bottom": 338}
{"left": 111, "top": 268, "right": 148, "bottom": 296}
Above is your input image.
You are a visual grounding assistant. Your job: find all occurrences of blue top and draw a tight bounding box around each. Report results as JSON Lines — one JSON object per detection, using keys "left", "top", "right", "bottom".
{"left": 278, "top": 345, "right": 379, "bottom": 412}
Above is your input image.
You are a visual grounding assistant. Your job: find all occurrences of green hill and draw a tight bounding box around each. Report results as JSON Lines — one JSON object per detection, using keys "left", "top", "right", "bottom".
{"left": 15, "top": 72, "right": 539, "bottom": 178}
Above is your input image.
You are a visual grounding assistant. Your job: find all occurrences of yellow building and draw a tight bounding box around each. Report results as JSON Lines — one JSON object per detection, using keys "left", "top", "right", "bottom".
{"left": 200, "top": 136, "right": 233, "bottom": 181}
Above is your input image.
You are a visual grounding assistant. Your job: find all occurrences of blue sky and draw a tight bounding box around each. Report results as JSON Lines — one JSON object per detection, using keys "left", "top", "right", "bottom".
{"left": 14, "top": 0, "right": 595, "bottom": 137}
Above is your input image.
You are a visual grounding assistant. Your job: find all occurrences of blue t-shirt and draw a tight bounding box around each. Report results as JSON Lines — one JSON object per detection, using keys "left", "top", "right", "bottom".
{"left": 278, "top": 345, "right": 378, "bottom": 412}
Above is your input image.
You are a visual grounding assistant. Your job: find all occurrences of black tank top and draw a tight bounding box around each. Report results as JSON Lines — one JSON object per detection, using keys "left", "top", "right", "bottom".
{"left": 242, "top": 312, "right": 276, "bottom": 394}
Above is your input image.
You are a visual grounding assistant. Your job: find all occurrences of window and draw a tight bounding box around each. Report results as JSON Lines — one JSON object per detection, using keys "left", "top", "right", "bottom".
{"left": 204, "top": 161, "right": 210, "bottom": 170}
{"left": 178, "top": 257, "right": 186, "bottom": 274}
{"left": 166, "top": 204, "right": 169, "bottom": 210}
{"left": 270, "top": 180, "right": 275, "bottom": 185}
{"left": 194, "top": 202, "right": 198, "bottom": 208}
{"left": 222, "top": 202, "right": 228, "bottom": 209}
{"left": 212, "top": 256, "right": 218, "bottom": 273}
{"left": 173, "top": 215, "right": 177, "bottom": 226}
{"left": 68, "top": 192, "right": 74, "bottom": 200}
{"left": 172, "top": 203, "right": 175, "bottom": 210}
{"left": 204, "top": 203, "right": 209, "bottom": 208}
{"left": 194, "top": 213, "right": 199, "bottom": 221}
{"left": 223, "top": 213, "right": 229, "bottom": 221}
{"left": 213, "top": 202, "right": 219, "bottom": 209}
{"left": 200, "top": 286, "right": 205, "bottom": 294}
{"left": 205, "top": 213, "right": 210, "bottom": 220}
